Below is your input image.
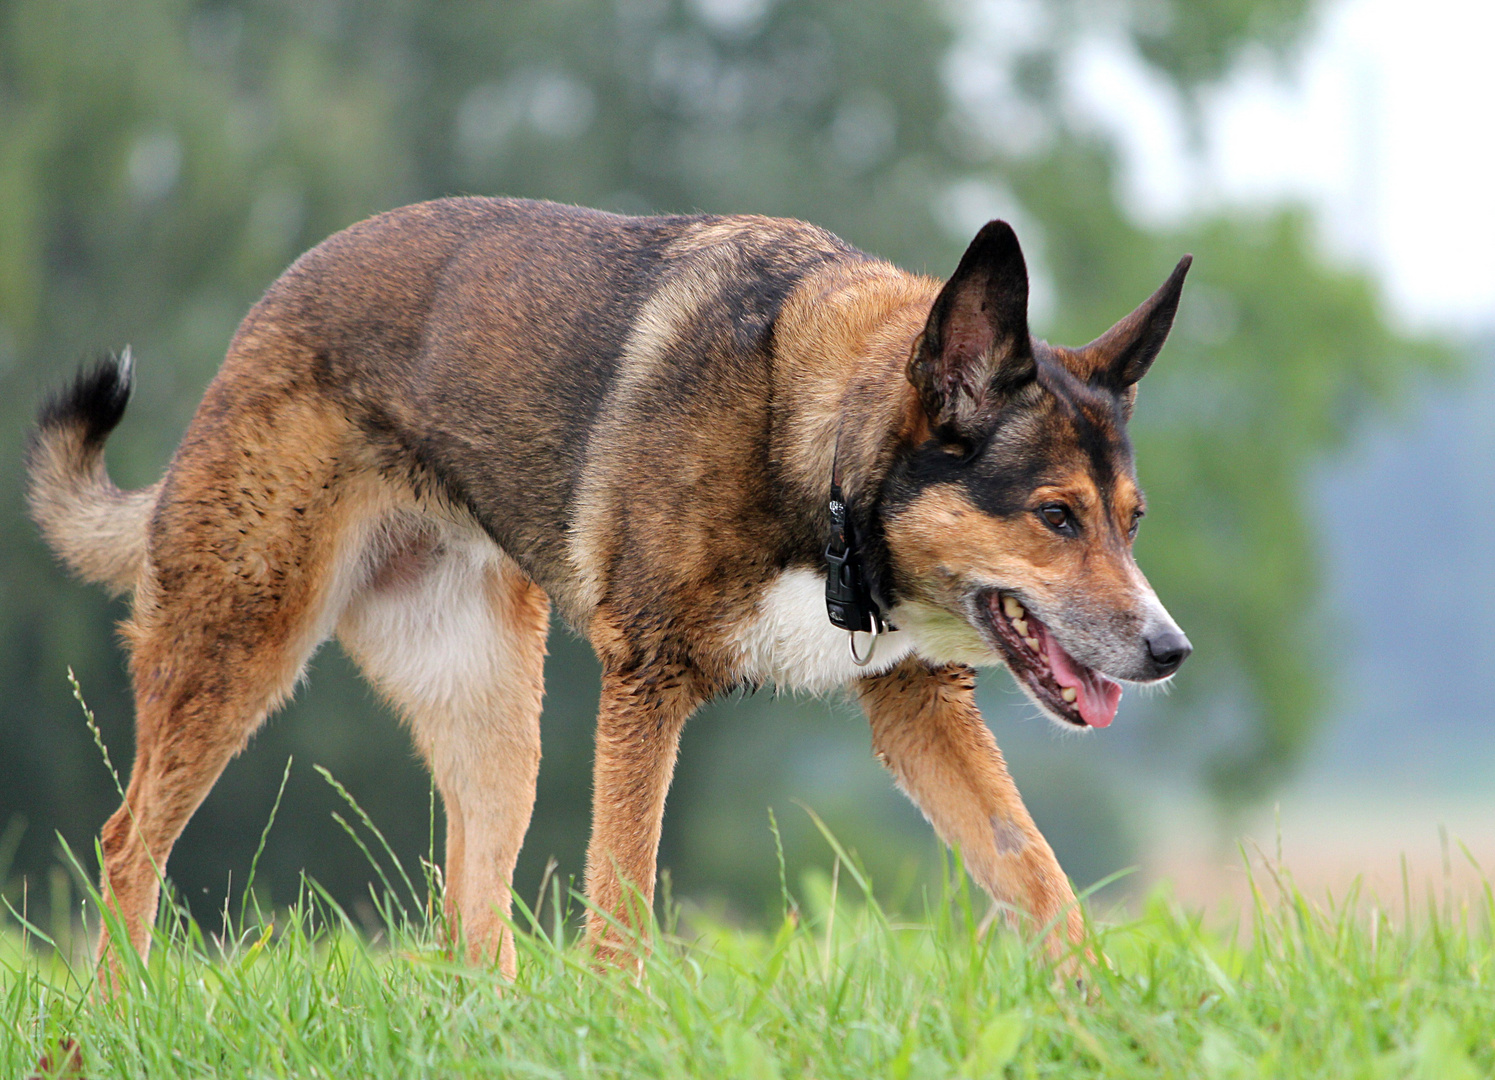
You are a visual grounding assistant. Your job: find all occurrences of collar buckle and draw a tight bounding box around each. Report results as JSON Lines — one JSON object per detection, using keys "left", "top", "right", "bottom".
{"left": 824, "top": 480, "right": 893, "bottom": 658}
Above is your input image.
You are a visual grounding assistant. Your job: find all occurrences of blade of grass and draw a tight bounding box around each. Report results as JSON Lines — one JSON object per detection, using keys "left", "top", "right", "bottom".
{"left": 241, "top": 755, "right": 293, "bottom": 926}
{"left": 314, "top": 765, "right": 419, "bottom": 917}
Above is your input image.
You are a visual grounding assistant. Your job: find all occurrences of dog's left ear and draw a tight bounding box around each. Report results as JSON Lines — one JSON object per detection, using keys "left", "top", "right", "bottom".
{"left": 907, "top": 221, "right": 1036, "bottom": 441}
{"left": 1071, "top": 256, "right": 1191, "bottom": 407}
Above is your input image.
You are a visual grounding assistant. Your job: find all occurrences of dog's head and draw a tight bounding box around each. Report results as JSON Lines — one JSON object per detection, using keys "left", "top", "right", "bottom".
{"left": 881, "top": 221, "right": 1191, "bottom": 729}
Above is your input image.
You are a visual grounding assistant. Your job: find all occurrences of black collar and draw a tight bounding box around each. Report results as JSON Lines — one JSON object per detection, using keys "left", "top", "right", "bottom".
{"left": 823, "top": 443, "right": 893, "bottom": 636}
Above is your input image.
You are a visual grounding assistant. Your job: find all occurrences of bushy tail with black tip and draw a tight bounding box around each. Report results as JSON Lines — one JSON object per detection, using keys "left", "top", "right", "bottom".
{"left": 26, "top": 349, "right": 159, "bottom": 596}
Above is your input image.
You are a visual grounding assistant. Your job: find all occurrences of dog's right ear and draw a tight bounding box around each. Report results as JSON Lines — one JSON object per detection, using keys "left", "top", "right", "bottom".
{"left": 907, "top": 221, "right": 1036, "bottom": 441}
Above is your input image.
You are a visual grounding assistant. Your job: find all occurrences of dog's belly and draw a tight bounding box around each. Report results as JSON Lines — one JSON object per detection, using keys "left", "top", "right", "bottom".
{"left": 729, "top": 567, "right": 914, "bottom": 693}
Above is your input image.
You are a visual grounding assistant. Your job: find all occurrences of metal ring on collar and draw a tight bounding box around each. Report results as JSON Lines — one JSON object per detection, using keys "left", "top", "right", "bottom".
{"left": 848, "top": 618, "right": 879, "bottom": 667}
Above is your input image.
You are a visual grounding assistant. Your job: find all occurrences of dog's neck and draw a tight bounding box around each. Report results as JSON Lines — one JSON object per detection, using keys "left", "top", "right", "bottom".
{"left": 772, "top": 262, "right": 935, "bottom": 487}
{"left": 769, "top": 260, "right": 940, "bottom": 604}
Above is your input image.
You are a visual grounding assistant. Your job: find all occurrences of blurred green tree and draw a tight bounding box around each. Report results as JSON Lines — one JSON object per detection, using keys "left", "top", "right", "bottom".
{"left": 0, "top": 0, "right": 1444, "bottom": 924}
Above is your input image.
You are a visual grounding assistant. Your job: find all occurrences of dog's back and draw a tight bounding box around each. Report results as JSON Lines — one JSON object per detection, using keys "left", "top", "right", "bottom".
{"left": 33, "top": 197, "right": 876, "bottom": 601}
{"left": 231, "top": 198, "right": 872, "bottom": 614}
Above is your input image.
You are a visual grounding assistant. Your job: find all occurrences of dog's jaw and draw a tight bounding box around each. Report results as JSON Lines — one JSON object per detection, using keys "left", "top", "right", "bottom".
{"left": 975, "top": 590, "right": 1122, "bottom": 728}
{"left": 890, "top": 600, "right": 1001, "bottom": 668}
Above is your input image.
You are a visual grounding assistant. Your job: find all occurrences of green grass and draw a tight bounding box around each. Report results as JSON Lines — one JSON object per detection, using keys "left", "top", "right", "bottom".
{"left": 4, "top": 836, "right": 1495, "bottom": 1079}
{"left": 6, "top": 687, "right": 1492, "bottom": 1078}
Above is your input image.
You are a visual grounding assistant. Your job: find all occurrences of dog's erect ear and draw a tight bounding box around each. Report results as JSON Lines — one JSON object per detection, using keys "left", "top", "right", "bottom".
{"left": 907, "top": 221, "right": 1035, "bottom": 439}
{"left": 1073, "top": 255, "right": 1192, "bottom": 393}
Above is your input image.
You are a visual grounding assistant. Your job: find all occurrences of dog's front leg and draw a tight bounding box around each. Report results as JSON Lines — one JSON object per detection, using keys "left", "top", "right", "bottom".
{"left": 856, "top": 658, "right": 1084, "bottom": 956}
{"left": 582, "top": 664, "right": 701, "bottom": 962}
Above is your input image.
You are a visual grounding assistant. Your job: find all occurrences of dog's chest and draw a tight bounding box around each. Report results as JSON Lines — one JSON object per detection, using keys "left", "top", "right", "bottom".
{"left": 729, "top": 568, "right": 913, "bottom": 693}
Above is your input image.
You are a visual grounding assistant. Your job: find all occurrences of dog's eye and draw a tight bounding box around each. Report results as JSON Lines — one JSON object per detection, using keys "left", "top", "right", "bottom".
{"left": 1129, "top": 509, "right": 1144, "bottom": 539}
{"left": 1038, "top": 503, "right": 1075, "bottom": 535}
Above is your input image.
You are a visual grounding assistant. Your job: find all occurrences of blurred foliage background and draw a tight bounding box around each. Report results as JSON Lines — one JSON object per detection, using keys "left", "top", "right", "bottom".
{"left": 0, "top": 0, "right": 1447, "bottom": 929}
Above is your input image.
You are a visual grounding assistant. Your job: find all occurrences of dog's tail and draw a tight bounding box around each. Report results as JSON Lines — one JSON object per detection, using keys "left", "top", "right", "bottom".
{"left": 26, "top": 349, "right": 159, "bottom": 596}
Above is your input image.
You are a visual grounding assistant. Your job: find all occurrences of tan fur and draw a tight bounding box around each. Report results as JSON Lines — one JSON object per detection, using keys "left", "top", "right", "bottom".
{"left": 566, "top": 230, "right": 747, "bottom": 620}
{"left": 100, "top": 358, "right": 370, "bottom": 975}
{"left": 857, "top": 659, "right": 1084, "bottom": 951}
{"left": 85, "top": 322, "right": 552, "bottom": 978}
{"left": 768, "top": 262, "right": 939, "bottom": 498}
{"left": 581, "top": 608, "right": 707, "bottom": 957}
{"left": 338, "top": 518, "right": 548, "bottom": 974}
{"left": 565, "top": 264, "right": 951, "bottom": 947}
{"left": 27, "top": 416, "right": 159, "bottom": 596}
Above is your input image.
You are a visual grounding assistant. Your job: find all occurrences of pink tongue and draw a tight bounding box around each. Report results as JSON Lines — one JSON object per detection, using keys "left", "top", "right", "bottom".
{"left": 1043, "top": 634, "right": 1123, "bottom": 728}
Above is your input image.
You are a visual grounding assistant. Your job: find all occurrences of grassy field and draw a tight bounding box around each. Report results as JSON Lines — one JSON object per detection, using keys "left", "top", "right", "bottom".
{"left": 5, "top": 828, "right": 1495, "bottom": 1080}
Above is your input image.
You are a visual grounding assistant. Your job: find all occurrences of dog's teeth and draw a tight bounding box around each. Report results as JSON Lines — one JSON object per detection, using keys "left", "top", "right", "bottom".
{"left": 1002, "top": 595, "right": 1023, "bottom": 619}
{"left": 1012, "top": 617, "right": 1028, "bottom": 636}
{"left": 1024, "top": 635, "right": 1040, "bottom": 650}
{"left": 1061, "top": 687, "right": 1077, "bottom": 703}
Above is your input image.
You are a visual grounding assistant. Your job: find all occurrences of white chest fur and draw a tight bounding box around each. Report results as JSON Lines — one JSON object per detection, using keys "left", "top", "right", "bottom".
{"left": 729, "top": 567, "right": 915, "bottom": 693}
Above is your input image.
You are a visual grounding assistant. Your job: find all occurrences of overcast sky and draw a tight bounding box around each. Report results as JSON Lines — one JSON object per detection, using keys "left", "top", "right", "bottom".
{"left": 1067, "top": 0, "right": 1495, "bottom": 333}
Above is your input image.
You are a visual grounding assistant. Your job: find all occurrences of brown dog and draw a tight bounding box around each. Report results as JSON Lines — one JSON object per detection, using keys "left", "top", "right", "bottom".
{"left": 28, "top": 197, "right": 1191, "bottom": 976}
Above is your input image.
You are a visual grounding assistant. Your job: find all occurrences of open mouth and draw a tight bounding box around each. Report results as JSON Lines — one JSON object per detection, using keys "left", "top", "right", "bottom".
{"left": 979, "top": 590, "right": 1123, "bottom": 729}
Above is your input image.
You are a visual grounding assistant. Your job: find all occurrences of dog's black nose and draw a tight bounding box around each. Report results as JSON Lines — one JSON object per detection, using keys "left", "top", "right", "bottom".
{"left": 1146, "top": 629, "right": 1192, "bottom": 676}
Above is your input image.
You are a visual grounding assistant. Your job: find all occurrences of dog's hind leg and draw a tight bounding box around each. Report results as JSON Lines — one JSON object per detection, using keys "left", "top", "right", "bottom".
{"left": 99, "top": 394, "right": 370, "bottom": 975}
{"left": 337, "top": 519, "right": 548, "bottom": 977}
{"left": 856, "top": 658, "right": 1084, "bottom": 955}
